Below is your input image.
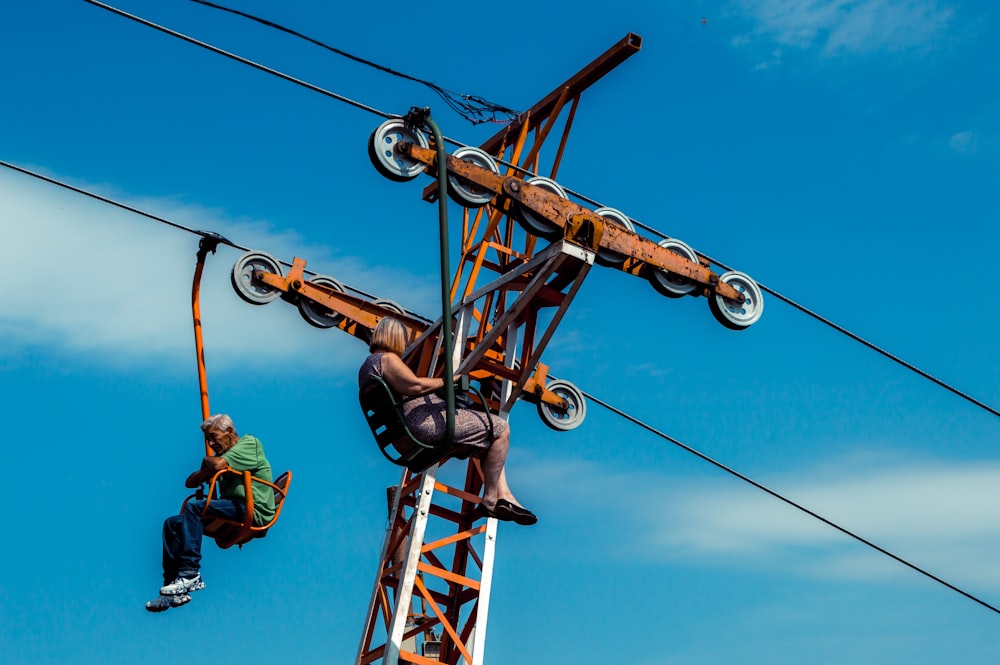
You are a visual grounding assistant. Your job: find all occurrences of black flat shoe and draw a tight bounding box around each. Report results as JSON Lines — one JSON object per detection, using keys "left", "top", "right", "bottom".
{"left": 475, "top": 500, "right": 538, "bottom": 526}
{"left": 494, "top": 499, "right": 537, "bottom": 526}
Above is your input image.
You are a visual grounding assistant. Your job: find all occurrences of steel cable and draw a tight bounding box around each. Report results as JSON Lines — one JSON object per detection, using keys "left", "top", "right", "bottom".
{"left": 0, "top": 159, "right": 388, "bottom": 302}
{"left": 188, "top": 0, "right": 518, "bottom": 125}
{"left": 555, "top": 181, "right": 999, "bottom": 420}
{"left": 5, "top": 157, "right": 998, "bottom": 616}
{"left": 59, "top": 1, "right": 1000, "bottom": 420}
{"left": 581, "top": 387, "right": 1000, "bottom": 617}
{"left": 82, "top": 0, "right": 392, "bottom": 120}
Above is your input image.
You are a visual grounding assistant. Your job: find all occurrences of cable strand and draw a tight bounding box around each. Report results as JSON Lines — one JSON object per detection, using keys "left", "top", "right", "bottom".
{"left": 82, "top": 0, "right": 391, "bottom": 119}
{"left": 5, "top": 156, "right": 998, "bottom": 615}
{"left": 188, "top": 0, "right": 518, "bottom": 125}
{"left": 581, "top": 387, "right": 1000, "bottom": 616}
{"left": 61, "top": 2, "right": 1000, "bottom": 420}
{"left": 0, "top": 159, "right": 390, "bottom": 303}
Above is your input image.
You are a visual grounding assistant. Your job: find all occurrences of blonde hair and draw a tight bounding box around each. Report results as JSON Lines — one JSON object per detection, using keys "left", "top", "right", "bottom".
{"left": 370, "top": 316, "right": 407, "bottom": 355}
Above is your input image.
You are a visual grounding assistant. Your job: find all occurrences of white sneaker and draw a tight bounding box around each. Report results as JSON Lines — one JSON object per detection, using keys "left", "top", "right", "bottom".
{"left": 160, "top": 574, "right": 205, "bottom": 596}
{"left": 145, "top": 593, "right": 191, "bottom": 612}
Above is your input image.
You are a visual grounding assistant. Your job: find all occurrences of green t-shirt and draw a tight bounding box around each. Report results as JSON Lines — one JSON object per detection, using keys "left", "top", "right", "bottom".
{"left": 220, "top": 434, "right": 275, "bottom": 527}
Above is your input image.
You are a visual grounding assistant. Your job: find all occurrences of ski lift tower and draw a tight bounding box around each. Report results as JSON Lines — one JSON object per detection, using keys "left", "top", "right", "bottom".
{"left": 231, "top": 31, "right": 763, "bottom": 664}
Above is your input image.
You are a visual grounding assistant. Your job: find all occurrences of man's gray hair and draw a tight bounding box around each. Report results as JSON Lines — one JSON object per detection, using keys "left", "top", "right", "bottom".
{"left": 201, "top": 414, "right": 235, "bottom": 434}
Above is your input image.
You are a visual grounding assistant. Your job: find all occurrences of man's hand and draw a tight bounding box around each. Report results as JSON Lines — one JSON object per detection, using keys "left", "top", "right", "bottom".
{"left": 184, "top": 454, "right": 230, "bottom": 488}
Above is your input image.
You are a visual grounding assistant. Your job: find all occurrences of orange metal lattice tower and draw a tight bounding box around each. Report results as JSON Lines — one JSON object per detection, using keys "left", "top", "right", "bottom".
{"left": 230, "top": 32, "right": 764, "bottom": 664}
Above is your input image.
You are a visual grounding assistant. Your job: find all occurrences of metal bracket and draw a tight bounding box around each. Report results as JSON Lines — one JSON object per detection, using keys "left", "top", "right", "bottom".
{"left": 196, "top": 231, "right": 229, "bottom": 262}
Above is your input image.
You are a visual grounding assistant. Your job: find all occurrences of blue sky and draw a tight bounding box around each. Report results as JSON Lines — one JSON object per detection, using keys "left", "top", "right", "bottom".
{"left": 2, "top": 1, "right": 999, "bottom": 663}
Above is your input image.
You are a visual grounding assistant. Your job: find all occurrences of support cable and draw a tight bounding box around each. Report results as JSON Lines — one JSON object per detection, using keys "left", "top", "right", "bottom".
{"left": 5, "top": 155, "right": 998, "bottom": 614}
{"left": 189, "top": 0, "right": 519, "bottom": 125}
{"left": 555, "top": 181, "right": 1000, "bottom": 420}
{"left": 61, "top": 2, "right": 1000, "bottom": 420}
{"left": 0, "top": 159, "right": 390, "bottom": 304}
{"left": 82, "top": 0, "right": 391, "bottom": 120}
{"left": 580, "top": 386, "right": 1000, "bottom": 617}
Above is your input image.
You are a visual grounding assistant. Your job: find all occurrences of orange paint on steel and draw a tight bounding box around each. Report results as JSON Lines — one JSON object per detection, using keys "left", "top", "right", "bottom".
{"left": 478, "top": 33, "right": 642, "bottom": 160}
{"left": 191, "top": 239, "right": 214, "bottom": 455}
{"left": 550, "top": 94, "right": 580, "bottom": 180}
{"left": 181, "top": 469, "right": 293, "bottom": 549}
{"left": 414, "top": 575, "right": 474, "bottom": 663}
{"left": 518, "top": 85, "right": 571, "bottom": 174}
{"left": 351, "top": 36, "right": 645, "bottom": 665}
{"left": 409, "top": 143, "right": 744, "bottom": 301}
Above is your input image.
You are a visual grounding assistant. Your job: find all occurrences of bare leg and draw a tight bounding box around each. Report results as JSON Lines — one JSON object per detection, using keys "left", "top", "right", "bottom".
{"left": 480, "top": 429, "right": 528, "bottom": 510}
{"left": 480, "top": 428, "right": 509, "bottom": 508}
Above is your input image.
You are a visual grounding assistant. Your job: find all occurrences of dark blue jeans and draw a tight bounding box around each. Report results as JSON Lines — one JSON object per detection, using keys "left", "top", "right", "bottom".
{"left": 162, "top": 498, "right": 244, "bottom": 584}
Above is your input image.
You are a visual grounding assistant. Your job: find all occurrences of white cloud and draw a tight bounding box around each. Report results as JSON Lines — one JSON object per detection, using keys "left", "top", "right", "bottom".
{"left": 949, "top": 130, "right": 980, "bottom": 154}
{"left": 732, "top": 0, "right": 955, "bottom": 57}
{"left": 522, "top": 450, "right": 1000, "bottom": 590}
{"left": 0, "top": 167, "right": 438, "bottom": 374}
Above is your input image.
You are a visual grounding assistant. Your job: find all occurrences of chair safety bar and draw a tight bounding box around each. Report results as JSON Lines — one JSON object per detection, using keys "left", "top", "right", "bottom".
{"left": 359, "top": 376, "right": 493, "bottom": 473}
{"left": 180, "top": 469, "right": 293, "bottom": 550}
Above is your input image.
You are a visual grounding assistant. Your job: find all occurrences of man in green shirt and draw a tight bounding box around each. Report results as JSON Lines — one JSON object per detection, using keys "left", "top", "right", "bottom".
{"left": 146, "top": 414, "right": 275, "bottom": 612}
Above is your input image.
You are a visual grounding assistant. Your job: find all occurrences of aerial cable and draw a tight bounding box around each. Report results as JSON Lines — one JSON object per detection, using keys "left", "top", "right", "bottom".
{"left": 0, "top": 159, "right": 230, "bottom": 243}
{"left": 6, "top": 155, "right": 997, "bottom": 613}
{"left": 189, "top": 0, "right": 519, "bottom": 126}
{"left": 0, "top": 159, "right": 394, "bottom": 307}
{"left": 580, "top": 386, "right": 1000, "bottom": 617}
{"left": 555, "top": 182, "right": 1000, "bottom": 420}
{"left": 746, "top": 281, "right": 999, "bottom": 419}
{"left": 83, "top": 0, "right": 464, "bottom": 151}
{"left": 64, "top": 3, "right": 1000, "bottom": 420}
{"left": 83, "top": 0, "right": 391, "bottom": 120}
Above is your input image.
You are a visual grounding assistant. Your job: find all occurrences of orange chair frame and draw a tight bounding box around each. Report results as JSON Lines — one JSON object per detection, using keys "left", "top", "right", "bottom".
{"left": 180, "top": 468, "right": 292, "bottom": 549}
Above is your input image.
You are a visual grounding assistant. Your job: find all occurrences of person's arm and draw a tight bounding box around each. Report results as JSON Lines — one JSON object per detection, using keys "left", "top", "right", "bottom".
{"left": 184, "top": 454, "right": 230, "bottom": 488}
{"left": 380, "top": 352, "right": 450, "bottom": 397}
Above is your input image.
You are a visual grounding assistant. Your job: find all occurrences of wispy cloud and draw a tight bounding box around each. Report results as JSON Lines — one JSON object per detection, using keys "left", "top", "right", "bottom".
{"left": 0, "top": 167, "right": 438, "bottom": 374}
{"left": 521, "top": 450, "right": 1000, "bottom": 590}
{"left": 949, "top": 130, "right": 981, "bottom": 154}
{"left": 732, "top": 0, "right": 955, "bottom": 59}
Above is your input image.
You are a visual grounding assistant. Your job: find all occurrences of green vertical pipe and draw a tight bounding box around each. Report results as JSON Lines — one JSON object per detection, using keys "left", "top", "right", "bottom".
{"left": 424, "top": 115, "right": 455, "bottom": 444}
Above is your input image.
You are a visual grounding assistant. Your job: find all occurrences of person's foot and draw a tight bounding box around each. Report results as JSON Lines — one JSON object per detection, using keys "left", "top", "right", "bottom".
{"left": 160, "top": 574, "right": 205, "bottom": 596}
{"left": 477, "top": 499, "right": 537, "bottom": 526}
{"left": 494, "top": 498, "right": 537, "bottom": 525}
{"left": 145, "top": 593, "right": 191, "bottom": 612}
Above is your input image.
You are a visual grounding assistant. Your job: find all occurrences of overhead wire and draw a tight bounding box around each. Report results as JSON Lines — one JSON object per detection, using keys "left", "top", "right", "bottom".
{"left": 3, "top": 160, "right": 997, "bottom": 616}
{"left": 556, "top": 188, "right": 1000, "bottom": 420}
{"left": 82, "top": 0, "right": 391, "bottom": 119}
{"left": 579, "top": 387, "right": 1000, "bottom": 616}
{"left": 67, "top": 1, "right": 1000, "bottom": 420}
{"left": 39, "top": 1, "right": 1000, "bottom": 608}
{"left": 0, "top": 159, "right": 387, "bottom": 303}
{"left": 188, "top": 0, "right": 519, "bottom": 126}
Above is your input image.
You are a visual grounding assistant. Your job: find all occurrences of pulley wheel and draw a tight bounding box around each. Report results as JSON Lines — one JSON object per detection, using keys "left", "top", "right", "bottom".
{"left": 648, "top": 239, "right": 700, "bottom": 298}
{"left": 297, "top": 275, "right": 346, "bottom": 329}
{"left": 374, "top": 298, "right": 407, "bottom": 317}
{"left": 368, "top": 119, "right": 430, "bottom": 182}
{"left": 515, "top": 176, "right": 566, "bottom": 241}
{"left": 709, "top": 270, "right": 764, "bottom": 330}
{"left": 231, "top": 250, "right": 283, "bottom": 305}
{"left": 537, "top": 379, "right": 587, "bottom": 431}
{"left": 593, "top": 207, "right": 636, "bottom": 266}
{"left": 447, "top": 146, "right": 499, "bottom": 208}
